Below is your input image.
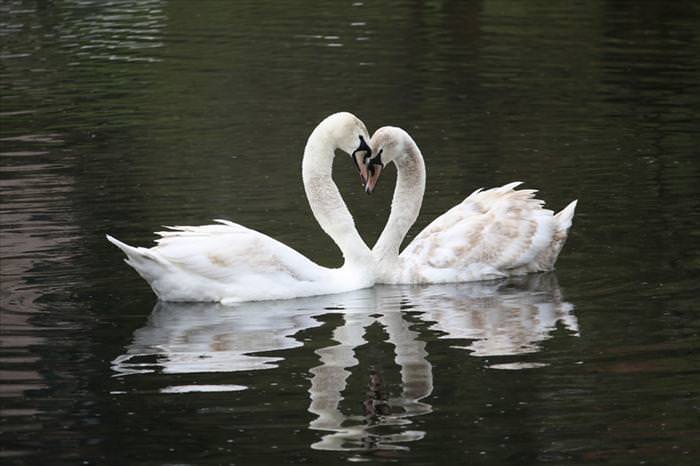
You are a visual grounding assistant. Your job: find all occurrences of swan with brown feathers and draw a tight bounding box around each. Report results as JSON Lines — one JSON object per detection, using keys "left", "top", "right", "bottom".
{"left": 361, "top": 126, "right": 577, "bottom": 284}
{"left": 107, "top": 115, "right": 577, "bottom": 302}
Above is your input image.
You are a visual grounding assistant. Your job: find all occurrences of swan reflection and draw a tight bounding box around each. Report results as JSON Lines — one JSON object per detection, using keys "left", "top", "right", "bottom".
{"left": 410, "top": 273, "right": 579, "bottom": 358}
{"left": 111, "top": 295, "right": 336, "bottom": 377}
{"left": 307, "top": 295, "right": 433, "bottom": 451}
{"left": 112, "top": 273, "right": 576, "bottom": 451}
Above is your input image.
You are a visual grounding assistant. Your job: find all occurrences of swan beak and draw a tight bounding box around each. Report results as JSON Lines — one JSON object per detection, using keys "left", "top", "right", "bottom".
{"left": 353, "top": 151, "right": 370, "bottom": 184}
{"left": 352, "top": 135, "right": 372, "bottom": 186}
{"left": 364, "top": 163, "right": 383, "bottom": 194}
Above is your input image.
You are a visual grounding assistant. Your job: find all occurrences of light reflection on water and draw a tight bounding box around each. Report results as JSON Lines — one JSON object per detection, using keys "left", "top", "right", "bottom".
{"left": 111, "top": 274, "right": 576, "bottom": 452}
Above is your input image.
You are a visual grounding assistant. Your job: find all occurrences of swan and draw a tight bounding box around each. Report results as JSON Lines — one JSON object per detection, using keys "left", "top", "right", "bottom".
{"left": 106, "top": 112, "right": 375, "bottom": 304}
{"left": 361, "top": 126, "right": 577, "bottom": 284}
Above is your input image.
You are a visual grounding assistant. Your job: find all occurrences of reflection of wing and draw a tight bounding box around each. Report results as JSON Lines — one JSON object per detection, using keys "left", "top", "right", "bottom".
{"left": 408, "top": 274, "right": 579, "bottom": 357}
{"left": 111, "top": 298, "right": 330, "bottom": 378}
{"left": 108, "top": 220, "right": 342, "bottom": 303}
{"left": 399, "top": 183, "right": 577, "bottom": 283}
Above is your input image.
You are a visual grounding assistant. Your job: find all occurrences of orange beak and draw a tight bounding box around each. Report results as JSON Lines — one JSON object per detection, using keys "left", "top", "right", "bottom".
{"left": 364, "top": 163, "right": 383, "bottom": 194}
{"left": 353, "top": 151, "right": 370, "bottom": 185}
{"left": 352, "top": 135, "right": 372, "bottom": 187}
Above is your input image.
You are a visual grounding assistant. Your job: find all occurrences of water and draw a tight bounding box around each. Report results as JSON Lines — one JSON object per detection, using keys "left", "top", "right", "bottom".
{"left": 1, "top": 0, "right": 699, "bottom": 464}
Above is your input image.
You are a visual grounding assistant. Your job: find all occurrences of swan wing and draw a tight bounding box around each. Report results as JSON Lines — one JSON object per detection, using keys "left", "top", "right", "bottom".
{"left": 107, "top": 112, "right": 375, "bottom": 302}
{"left": 107, "top": 219, "right": 328, "bottom": 302}
{"left": 400, "top": 183, "right": 576, "bottom": 283}
{"left": 153, "top": 220, "right": 325, "bottom": 281}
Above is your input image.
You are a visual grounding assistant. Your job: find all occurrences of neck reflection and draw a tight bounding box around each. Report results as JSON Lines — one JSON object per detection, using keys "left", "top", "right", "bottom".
{"left": 307, "top": 292, "right": 433, "bottom": 452}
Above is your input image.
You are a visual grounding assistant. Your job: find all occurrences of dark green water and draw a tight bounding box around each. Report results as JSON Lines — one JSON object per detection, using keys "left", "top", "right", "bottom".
{"left": 1, "top": 1, "right": 699, "bottom": 465}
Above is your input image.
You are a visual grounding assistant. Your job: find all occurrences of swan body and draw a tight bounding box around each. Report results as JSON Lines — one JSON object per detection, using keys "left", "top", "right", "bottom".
{"left": 365, "top": 126, "right": 577, "bottom": 284}
{"left": 107, "top": 112, "right": 374, "bottom": 304}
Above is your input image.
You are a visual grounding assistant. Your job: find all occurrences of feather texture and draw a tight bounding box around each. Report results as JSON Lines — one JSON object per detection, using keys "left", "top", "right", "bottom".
{"left": 367, "top": 127, "right": 577, "bottom": 284}
{"left": 398, "top": 184, "right": 574, "bottom": 283}
{"left": 107, "top": 221, "right": 343, "bottom": 303}
{"left": 107, "top": 113, "right": 373, "bottom": 303}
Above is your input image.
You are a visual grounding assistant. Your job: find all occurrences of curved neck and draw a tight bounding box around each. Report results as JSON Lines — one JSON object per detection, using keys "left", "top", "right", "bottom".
{"left": 302, "top": 125, "right": 370, "bottom": 267}
{"left": 373, "top": 140, "right": 426, "bottom": 263}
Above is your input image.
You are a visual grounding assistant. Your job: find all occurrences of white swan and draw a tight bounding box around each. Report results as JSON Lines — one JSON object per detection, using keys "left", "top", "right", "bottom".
{"left": 362, "top": 126, "right": 577, "bottom": 284}
{"left": 106, "top": 112, "right": 375, "bottom": 304}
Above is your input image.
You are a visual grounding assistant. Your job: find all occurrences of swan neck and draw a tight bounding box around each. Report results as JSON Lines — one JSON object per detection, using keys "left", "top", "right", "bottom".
{"left": 302, "top": 125, "right": 370, "bottom": 266}
{"left": 373, "top": 141, "right": 426, "bottom": 263}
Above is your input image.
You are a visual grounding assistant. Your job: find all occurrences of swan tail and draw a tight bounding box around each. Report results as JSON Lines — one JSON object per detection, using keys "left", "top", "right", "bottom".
{"left": 106, "top": 234, "right": 169, "bottom": 280}
{"left": 107, "top": 234, "right": 179, "bottom": 299}
{"left": 107, "top": 234, "right": 150, "bottom": 261}
{"left": 554, "top": 200, "right": 578, "bottom": 232}
{"left": 529, "top": 200, "right": 577, "bottom": 272}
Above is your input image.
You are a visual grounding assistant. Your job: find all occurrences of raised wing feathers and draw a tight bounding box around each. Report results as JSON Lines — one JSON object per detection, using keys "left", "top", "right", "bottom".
{"left": 149, "top": 220, "right": 324, "bottom": 284}
{"left": 401, "top": 184, "right": 566, "bottom": 282}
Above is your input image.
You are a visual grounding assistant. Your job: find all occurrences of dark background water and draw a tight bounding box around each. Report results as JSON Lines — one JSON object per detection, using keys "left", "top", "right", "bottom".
{"left": 1, "top": 1, "right": 699, "bottom": 465}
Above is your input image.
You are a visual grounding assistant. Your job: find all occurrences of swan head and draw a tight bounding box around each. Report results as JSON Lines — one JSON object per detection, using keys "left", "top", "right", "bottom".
{"left": 318, "top": 112, "right": 372, "bottom": 182}
{"left": 363, "top": 126, "right": 409, "bottom": 194}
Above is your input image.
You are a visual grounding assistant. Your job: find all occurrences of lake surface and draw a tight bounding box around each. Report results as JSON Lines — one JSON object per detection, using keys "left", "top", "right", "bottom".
{"left": 1, "top": 1, "right": 699, "bottom": 465}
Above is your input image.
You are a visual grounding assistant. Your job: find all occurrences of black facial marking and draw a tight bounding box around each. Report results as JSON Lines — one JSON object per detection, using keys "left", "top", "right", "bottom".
{"left": 355, "top": 135, "right": 371, "bottom": 154}
{"left": 352, "top": 150, "right": 361, "bottom": 171}
{"left": 368, "top": 149, "right": 383, "bottom": 175}
{"left": 352, "top": 135, "right": 372, "bottom": 171}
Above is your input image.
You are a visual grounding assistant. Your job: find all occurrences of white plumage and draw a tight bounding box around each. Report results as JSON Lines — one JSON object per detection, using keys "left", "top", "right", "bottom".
{"left": 106, "top": 220, "right": 342, "bottom": 303}
{"left": 108, "top": 118, "right": 578, "bottom": 303}
{"left": 365, "top": 126, "right": 577, "bottom": 284}
{"left": 107, "top": 113, "right": 374, "bottom": 303}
